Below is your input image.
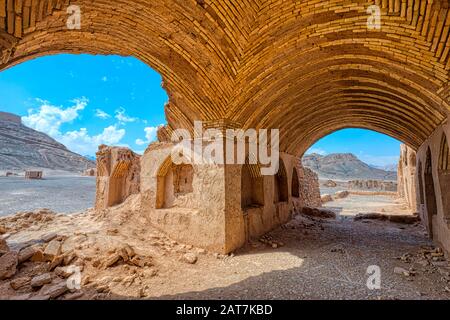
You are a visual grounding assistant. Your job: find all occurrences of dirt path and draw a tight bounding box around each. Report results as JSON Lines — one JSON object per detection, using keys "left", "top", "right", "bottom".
{"left": 1, "top": 197, "right": 449, "bottom": 300}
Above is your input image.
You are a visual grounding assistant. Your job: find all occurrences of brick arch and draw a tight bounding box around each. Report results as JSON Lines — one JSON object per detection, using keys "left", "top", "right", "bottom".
{"left": 438, "top": 133, "right": 450, "bottom": 220}
{"left": 2, "top": 0, "right": 450, "bottom": 156}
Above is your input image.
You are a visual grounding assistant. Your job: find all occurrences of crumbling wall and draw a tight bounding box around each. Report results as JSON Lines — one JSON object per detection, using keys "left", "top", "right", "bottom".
{"left": 299, "top": 165, "right": 322, "bottom": 208}
{"left": 415, "top": 118, "right": 450, "bottom": 255}
{"left": 95, "top": 145, "right": 141, "bottom": 210}
{"left": 398, "top": 144, "right": 418, "bottom": 210}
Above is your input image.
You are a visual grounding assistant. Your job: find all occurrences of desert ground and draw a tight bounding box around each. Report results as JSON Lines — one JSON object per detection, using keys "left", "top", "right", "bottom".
{"left": 0, "top": 176, "right": 95, "bottom": 217}
{"left": 1, "top": 190, "right": 449, "bottom": 300}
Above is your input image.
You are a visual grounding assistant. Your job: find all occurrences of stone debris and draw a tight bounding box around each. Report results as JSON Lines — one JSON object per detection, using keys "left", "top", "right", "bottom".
{"left": 39, "top": 280, "right": 69, "bottom": 299}
{"left": 354, "top": 213, "right": 420, "bottom": 224}
{"left": 321, "top": 194, "right": 333, "bottom": 204}
{"left": 334, "top": 191, "right": 350, "bottom": 199}
{"left": 43, "top": 239, "right": 62, "bottom": 261}
{"left": 301, "top": 207, "right": 336, "bottom": 219}
{"left": 394, "top": 267, "right": 416, "bottom": 277}
{"left": 64, "top": 292, "right": 84, "bottom": 300}
{"left": 258, "top": 235, "right": 285, "bottom": 249}
{"left": 18, "top": 246, "right": 37, "bottom": 263}
{"left": 9, "top": 276, "right": 31, "bottom": 290}
{"left": 181, "top": 253, "right": 198, "bottom": 264}
{"left": 0, "top": 237, "right": 9, "bottom": 253}
{"left": 30, "top": 273, "right": 53, "bottom": 288}
{"left": 0, "top": 252, "right": 18, "bottom": 280}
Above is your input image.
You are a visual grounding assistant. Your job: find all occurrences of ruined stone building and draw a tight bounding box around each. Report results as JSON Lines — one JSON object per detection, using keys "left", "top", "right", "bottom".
{"left": 1, "top": 0, "right": 450, "bottom": 254}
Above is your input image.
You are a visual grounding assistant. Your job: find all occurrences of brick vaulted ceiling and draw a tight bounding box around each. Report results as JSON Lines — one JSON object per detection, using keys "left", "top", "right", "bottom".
{"left": 1, "top": 0, "right": 450, "bottom": 155}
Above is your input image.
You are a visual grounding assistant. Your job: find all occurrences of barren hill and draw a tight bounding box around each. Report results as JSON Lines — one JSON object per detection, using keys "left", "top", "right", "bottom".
{"left": 0, "top": 112, "right": 95, "bottom": 172}
{"left": 302, "top": 153, "right": 397, "bottom": 181}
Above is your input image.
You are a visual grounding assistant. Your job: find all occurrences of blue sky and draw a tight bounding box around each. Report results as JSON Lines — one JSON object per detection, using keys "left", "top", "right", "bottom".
{"left": 307, "top": 129, "right": 401, "bottom": 167}
{"left": 0, "top": 54, "right": 167, "bottom": 156}
{"left": 0, "top": 54, "right": 400, "bottom": 166}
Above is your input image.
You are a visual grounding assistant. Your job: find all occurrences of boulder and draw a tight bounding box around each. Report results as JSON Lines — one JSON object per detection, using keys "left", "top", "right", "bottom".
{"left": 18, "top": 246, "right": 37, "bottom": 263}
{"left": 43, "top": 239, "right": 62, "bottom": 261}
{"left": 0, "top": 237, "right": 9, "bottom": 253}
{"left": 321, "top": 194, "right": 333, "bottom": 204}
{"left": 10, "top": 276, "right": 31, "bottom": 290}
{"left": 30, "top": 273, "right": 53, "bottom": 288}
{"left": 334, "top": 190, "right": 350, "bottom": 199}
{"left": 324, "top": 180, "right": 337, "bottom": 188}
{"left": 301, "top": 207, "right": 336, "bottom": 219}
{"left": 181, "top": 253, "right": 198, "bottom": 264}
{"left": 0, "top": 252, "right": 18, "bottom": 280}
{"left": 39, "top": 280, "right": 69, "bottom": 299}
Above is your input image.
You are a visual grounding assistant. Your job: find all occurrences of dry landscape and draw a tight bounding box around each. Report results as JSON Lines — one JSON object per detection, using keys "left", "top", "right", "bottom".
{"left": 1, "top": 193, "right": 449, "bottom": 300}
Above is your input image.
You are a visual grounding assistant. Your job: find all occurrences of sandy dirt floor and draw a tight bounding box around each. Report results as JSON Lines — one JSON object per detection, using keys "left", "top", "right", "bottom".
{"left": 323, "top": 194, "right": 412, "bottom": 217}
{"left": 1, "top": 194, "right": 449, "bottom": 300}
{"left": 0, "top": 176, "right": 95, "bottom": 216}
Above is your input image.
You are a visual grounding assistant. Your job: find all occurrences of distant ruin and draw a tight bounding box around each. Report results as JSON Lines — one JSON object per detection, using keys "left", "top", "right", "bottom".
{"left": 25, "top": 171, "right": 43, "bottom": 180}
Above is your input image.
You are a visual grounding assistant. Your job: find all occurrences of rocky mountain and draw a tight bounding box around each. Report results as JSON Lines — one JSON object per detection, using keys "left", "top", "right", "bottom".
{"left": 0, "top": 112, "right": 95, "bottom": 172}
{"left": 302, "top": 153, "right": 397, "bottom": 181}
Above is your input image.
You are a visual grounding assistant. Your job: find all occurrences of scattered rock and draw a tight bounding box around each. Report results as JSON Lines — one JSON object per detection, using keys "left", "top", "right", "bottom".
{"left": 102, "top": 253, "right": 122, "bottom": 269}
{"left": 44, "top": 239, "right": 62, "bottom": 261}
{"left": 388, "top": 215, "right": 420, "bottom": 225}
{"left": 49, "top": 255, "right": 64, "bottom": 270}
{"left": 64, "top": 291, "right": 84, "bottom": 300}
{"left": 321, "top": 194, "right": 333, "bottom": 204}
{"left": 0, "top": 237, "right": 9, "bottom": 254}
{"left": 0, "top": 225, "right": 7, "bottom": 234}
{"left": 54, "top": 266, "right": 74, "bottom": 278}
{"left": 0, "top": 251, "right": 18, "bottom": 280}
{"left": 39, "top": 280, "right": 69, "bottom": 299}
{"left": 9, "top": 293, "right": 32, "bottom": 300}
{"left": 355, "top": 213, "right": 420, "bottom": 224}
{"left": 334, "top": 191, "right": 350, "bottom": 199}
{"left": 18, "top": 246, "right": 37, "bottom": 263}
{"left": 323, "top": 180, "right": 337, "bottom": 188}
{"left": 30, "top": 249, "right": 46, "bottom": 262}
{"left": 10, "top": 276, "right": 31, "bottom": 290}
{"left": 181, "top": 253, "right": 198, "bottom": 264}
{"left": 41, "top": 233, "right": 58, "bottom": 243}
{"left": 331, "top": 244, "right": 346, "bottom": 254}
{"left": 394, "top": 267, "right": 415, "bottom": 277}
{"left": 30, "top": 273, "right": 53, "bottom": 288}
{"left": 301, "top": 207, "right": 336, "bottom": 219}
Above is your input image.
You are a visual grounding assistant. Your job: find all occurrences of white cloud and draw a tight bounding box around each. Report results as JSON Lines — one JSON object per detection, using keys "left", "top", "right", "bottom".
{"left": 135, "top": 125, "right": 162, "bottom": 146}
{"left": 22, "top": 98, "right": 88, "bottom": 137}
{"left": 95, "top": 109, "right": 111, "bottom": 119}
{"left": 60, "top": 125, "right": 126, "bottom": 155}
{"left": 22, "top": 98, "right": 127, "bottom": 156}
{"left": 306, "top": 147, "right": 328, "bottom": 156}
{"left": 115, "top": 107, "right": 138, "bottom": 124}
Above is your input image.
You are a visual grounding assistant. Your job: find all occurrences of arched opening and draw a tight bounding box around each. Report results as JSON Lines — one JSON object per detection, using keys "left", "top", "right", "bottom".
{"left": 241, "top": 164, "right": 264, "bottom": 209}
{"left": 438, "top": 134, "right": 450, "bottom": 221}
{"left": 156, "top": 157, "right": 194, "bottom": 209}
{"left": 0, "top": 53, "right": 165, "bottom": 214}
{"left": 302, "top": 128, "right": 415, "bottom": 217}
{"left": 274, "top": 159, "right": 288, "bottom": 203}
{"left": 291, "top": 167, "right": 300, "bottom": 198}
{"left": 418, "top": 161, "right": 425, "bottom": 206}
{"left": 424, "top": 147, "right": 438, "bottom": 237}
